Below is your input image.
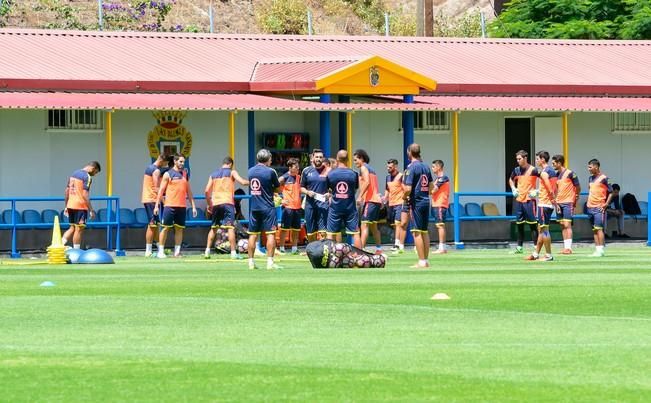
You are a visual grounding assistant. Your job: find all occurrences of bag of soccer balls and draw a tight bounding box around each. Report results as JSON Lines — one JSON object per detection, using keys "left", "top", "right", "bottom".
{"left": 306, "top": 240, "right": 386, "bottom": 269}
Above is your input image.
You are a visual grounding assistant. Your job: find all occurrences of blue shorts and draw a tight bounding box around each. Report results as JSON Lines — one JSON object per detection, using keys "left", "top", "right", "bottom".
{"left": 249, "top": 209, "right": 278, "bottom": 234}
{"left": 587, "top": 207, "right": 606, "bottom": 230}
{"left": 281, "top": 208, "right": 302, "bottom": 231}
{"left": 410, "top": 204, "right": 430, "bottom": 233}
{"left": 514, "top": 200, "right": 537, "bottom": 224}
{"left": 210, "top": 204, "right": 236, "bottom": 229}
{"left": 431, "top": 207, "right": 448, "bottom": 226}
{"left": 304, "top": 204, "right": 327, "bottom": 235}
{"left": 327, "top": 208, "right": 360, "bottom": 235}
{"left": 387, "top": 205, "right": 402, "bottom": 225}
{"left": 143, "top": 202, "right": 160, "bottom": 227}
{"left": 162, "top": 207, "right": 186, "bottom": 228}
{"left": 361, "top": 202, "right": 381, "bottom": 223}
{"left": 68, "top": 209, "right": 88, "bottom": 227}
{"left": 537, "top": 206, "right": 554, "bottom": 227}
{"left": 557, "top": 203, "right": 575, "bottom": 222}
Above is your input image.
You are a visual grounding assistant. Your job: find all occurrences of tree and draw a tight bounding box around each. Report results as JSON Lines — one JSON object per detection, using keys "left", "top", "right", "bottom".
{"left": 489, "top": 0, "right": 651, "bottom": 39}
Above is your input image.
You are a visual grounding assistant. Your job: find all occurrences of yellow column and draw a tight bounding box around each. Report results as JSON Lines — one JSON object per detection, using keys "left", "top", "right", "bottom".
{"left": 562, "top": 112, "right": 569, "bottom": 168}
{"left": 105, "top": 111, "right": 113, "bottom": 196}
{"left": 346, "top": 112, "right": 353, "bottom": 167}
{"left": 229, "top": 111, "right": 236, "bottom": 158}
{"left": 452, "top": 111, "right": 459, "bottom": 192}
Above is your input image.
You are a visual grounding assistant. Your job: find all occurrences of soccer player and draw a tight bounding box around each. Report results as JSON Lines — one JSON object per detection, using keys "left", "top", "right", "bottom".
{"left": 354, "top": 149, "right": 383, "bottom": 254}
{"left": 383, "top": 158, "right": 405, "bottom": 254}
{"left": 508, "top": 150, "right": 540, "bottom": 254}
{"left": 300, "top": 148, "right": 330, "bottom": 242}
{"left": 61, "top": 161, "right": 101, "bottom": 249}
{"left": 526, "top": 151, "right": 557, "bottom": 261}
{"left": 203, "top": 156, "right": 249, "bottom": 259}
{"left": 153, "top": 154, "right": 197, "bottom": 258}
{"left": 430, "top": 159, "right": 450, "bottom": 254}
{"left": 551, "top": 154, "right": 580, "bottom": 254}
{"left": 141, "top": 155, "right": 166, "bottom": 257}
{"left": 278, "top": 158, "right": 302, "bottom": 255}
{"left": 586, "top": 158, "right": 613, "bottom": 257}
{"left": 247, "top": 149, "right": 282, "bottom": 270}
{"left": 326, "top": 150, "right": 361, "bottom": 247}
{"left": 403, "top": 143, "right": 433, "bottom": 268}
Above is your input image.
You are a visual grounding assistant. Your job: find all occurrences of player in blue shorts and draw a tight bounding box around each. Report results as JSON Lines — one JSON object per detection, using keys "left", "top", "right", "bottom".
{"left": 326, "top": 150, "right": 361, "bottom": 247}
{"left": 300, "top": 149, "right": 330, "bottom": 241}
{"left": 403, "top": 144, "right": 433, "bottom": 268}
{"left": 586, "top": 159, "right": 613, "bottom": 257}
{"left": 247, "top": 149, "right": 282, "bottom": 270}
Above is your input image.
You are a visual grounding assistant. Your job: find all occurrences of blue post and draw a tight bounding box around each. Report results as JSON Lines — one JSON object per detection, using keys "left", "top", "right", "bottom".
{"left": 320, "top": 94, "right": 332, "bottom": 157}
{"left": 648, "top": 192, "right": 651, "bottom": 247}
{"left": 115, "top": 197, "right": 125, "bottom": 256}
{"left": 453, "top": 193, "right": 464, "bottom": 249}
{"left": 10, "top": 200, "right": 21, "bottom": 258}
{"left": 402, "top": 95, "right": 414, "bottom": 170}
{"left": 209, "top": 3, "right": 214, "bottom": 34}
{"left": 402, "top": 95, "right": 414, "bottom": 244}
{"left": 106, "top": 201, "right": 113, "bottom": 250}
{"left": 338, "top": 95, "right": 350, "bottom": 150}
{"left": 248, "top": 111, "right": 256, "bottom": 168}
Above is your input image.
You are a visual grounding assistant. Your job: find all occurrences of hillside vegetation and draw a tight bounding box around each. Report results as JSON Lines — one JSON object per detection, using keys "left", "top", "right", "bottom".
{"left": 0, "top": 0, "right": 490, "bottom": 37}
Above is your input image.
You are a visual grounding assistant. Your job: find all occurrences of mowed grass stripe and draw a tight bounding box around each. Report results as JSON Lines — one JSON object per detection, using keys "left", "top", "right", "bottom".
{"left": 1, "top": 246, "right": 650, "bottom": 400}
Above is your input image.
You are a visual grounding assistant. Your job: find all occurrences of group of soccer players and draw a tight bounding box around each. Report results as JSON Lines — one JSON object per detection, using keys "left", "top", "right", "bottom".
{"left": 61, "top": 144, "right": 613, "bottom": 266}
{"left": 509, "top": 150, "right": 612, "bottom": 260}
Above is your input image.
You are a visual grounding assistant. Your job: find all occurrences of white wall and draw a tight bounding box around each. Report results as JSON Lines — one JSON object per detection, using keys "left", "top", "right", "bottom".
{"left": 1, "top": 109, "right": 649, "bottom": 215}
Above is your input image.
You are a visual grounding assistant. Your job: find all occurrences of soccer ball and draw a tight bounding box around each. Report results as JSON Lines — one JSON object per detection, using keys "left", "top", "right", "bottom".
{"left": 341, "top": 256, "right": 353, "bottom": 268}
{"left": 333, "top": 243, "right": 347, "bottom": 258}
{"left": 236, "top": 239, "right": 249, "bottom": 254}
{"left": 369, "top": 254, "right": 386, "bottom": 268}
{"left": 328, "top": 255, "right": 341, "bottom": 268}
{"left": 354, "top": 254, "right": 371, "bottom": 268}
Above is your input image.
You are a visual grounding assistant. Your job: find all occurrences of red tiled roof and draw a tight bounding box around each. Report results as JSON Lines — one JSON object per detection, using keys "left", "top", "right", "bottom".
{"left": 1, "top": 92, "right": 649, "bottom": 113}
{"left": 1, "top": 29, "right": 651, "bottom": 95}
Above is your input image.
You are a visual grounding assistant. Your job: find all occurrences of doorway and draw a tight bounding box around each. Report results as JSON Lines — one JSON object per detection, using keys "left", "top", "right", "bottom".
{"left": 504, "top": 117, "right": 532, "bottom": 213}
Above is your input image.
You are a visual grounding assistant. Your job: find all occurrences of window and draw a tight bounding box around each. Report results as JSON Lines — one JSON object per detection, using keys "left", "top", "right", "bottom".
{"left": 612, "top": 112, "right": 651, "bottom": 133}
{"left": 47, "top": 110, "right": 104, "bottom": 130}
{"left": 400, "top": 111, "right": 450, "bottom": 131}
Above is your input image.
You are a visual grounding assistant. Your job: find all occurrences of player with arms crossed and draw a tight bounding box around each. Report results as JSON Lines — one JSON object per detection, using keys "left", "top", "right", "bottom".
{"left": 551, "top": 154, "right": 580, "bottom": 254}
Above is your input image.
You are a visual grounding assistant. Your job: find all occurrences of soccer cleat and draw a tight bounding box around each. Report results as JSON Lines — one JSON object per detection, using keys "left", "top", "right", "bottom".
{"left": 248, "top": 263, "right": 259, "bottom": 270}
{"left": 409, "top": 262, "right": 430, "bottom": 269}
{"left": 524, "top": 254, "right": 538, "bottom": 261}
{"left": 230, "top": 254, "right": 244, "bottom": 260}
{"left": 173, "top": 254, "right": 183, "bottom": 258}
{"left": 267, "top": 263, "right": 283, "bottom": 270}
{"left": 203, "top": 254, "right": 211, "bottom": 260}
{"left": 541, "top": 255, "right": 554, "bottom": 262}
{"left": 510, "top": 247, "right": 524, "bottom": 254}
{"left": 156, "top": 252, "right": 167, "bottom": 259}
{"left": 290, "top": 250, "right": 300, "bottom": 255}
{"left": 390, "top": 245, "right": 399, "bottom": 252}
{"left": 560, "top": 248, "right": 573, "bottom": 255}
{"left": 432, "top": 249, "right": 447, "bottom": 254}
{"left": 276, "top": 249, "right": 286, "bottom": 255}
{"left": 590, "top": 250, "right": 605, "bottom": 257}
{"left": 391, "top": 248, "right": 404, "bottom": 255}
{"left": 145, "top": 251, "right": 153, "bottom": 258}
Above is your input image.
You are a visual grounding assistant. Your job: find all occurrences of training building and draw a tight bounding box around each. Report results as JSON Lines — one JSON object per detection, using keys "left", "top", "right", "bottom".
{"left": 0, "top": 29, "right": 650, "bottom": 250}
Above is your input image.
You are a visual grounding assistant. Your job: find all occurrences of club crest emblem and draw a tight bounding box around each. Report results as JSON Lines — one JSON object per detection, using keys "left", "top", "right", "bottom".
{"left": 369, "top": 66, "right": 380, "bottom": 87}
{"left": 250, "top": 178, "right": 261, "bottom": 191}
{"left": 336, "top": 181, "right": 349, "bottom": 194}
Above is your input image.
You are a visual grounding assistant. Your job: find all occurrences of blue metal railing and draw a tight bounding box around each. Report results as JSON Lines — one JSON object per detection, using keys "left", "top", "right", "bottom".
{"left": 452, "top": 191, "right": 649, "bottom": 249}
{"left": 0, "top": 196, "right": 122, "bottom": 258}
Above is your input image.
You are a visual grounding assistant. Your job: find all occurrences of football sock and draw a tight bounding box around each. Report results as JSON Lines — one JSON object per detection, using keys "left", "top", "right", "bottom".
{"left": 158, "top": 244, "right": 164, "bottom": 254}
{"left": 61, "top": 237, "right": 68, "bottom": 246}
{"left": 267, "top": 257, "right": 274, "bottom": 268}
{"left": 174, "top": 245, "right": 181, "bottom": 255}
{"left": 145, "top": 244, "right": 152, "bottom": 254}
{"left": 204, "top": 247, "right": 210, "bottom": 256}
{"left": 564, "top": 239, "right": 572, "bottom": 249}
{"left": 231, "top": 250, "right": 238, "bottom": 257}
{"left": 73, "top": 244, "right": 81, "bottom": 249}
{"left": 291, "top": 246, "right": 298, "bottom": 252}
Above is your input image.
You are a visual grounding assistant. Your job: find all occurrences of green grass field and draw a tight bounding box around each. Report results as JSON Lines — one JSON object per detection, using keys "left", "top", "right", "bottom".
{"left": 1, "top": 246, "right": 650, "bottom": 402}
